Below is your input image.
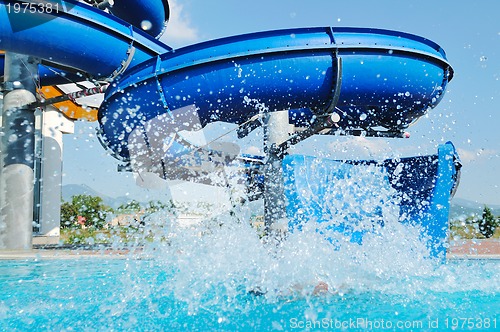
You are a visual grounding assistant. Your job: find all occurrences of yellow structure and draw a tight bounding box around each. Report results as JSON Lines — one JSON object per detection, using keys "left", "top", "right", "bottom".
{"left": 2, "top": 50, "right": 99, "bottom": 121}
{"left": 38, "top": 85, "right": 99, "bottom": 121}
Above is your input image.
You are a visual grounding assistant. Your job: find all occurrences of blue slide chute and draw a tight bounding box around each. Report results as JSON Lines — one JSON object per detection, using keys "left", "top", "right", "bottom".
{"left": 106, "top": 0, "right": 170, "bottom": 38}
{"left": 98, "top": 27, "right": 453, "bottom": 165}
{"left": 0, "top": 0, "right": 170, "bottom": 82}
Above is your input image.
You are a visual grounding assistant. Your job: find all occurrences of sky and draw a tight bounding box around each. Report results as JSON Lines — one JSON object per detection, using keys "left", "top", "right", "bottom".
{"left": 62, "top": 0, "right": 500, "bottom": 206}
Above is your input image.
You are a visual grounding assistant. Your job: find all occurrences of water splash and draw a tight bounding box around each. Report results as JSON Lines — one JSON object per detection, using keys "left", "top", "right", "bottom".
{"left": 92, "top": 157, "right": 496, "bottom": 328}
{"left": 100, "top": 203, "right": 499, "bottom": 331}
{"left": 1, "top": 217, "right": 498, "bottom": 330}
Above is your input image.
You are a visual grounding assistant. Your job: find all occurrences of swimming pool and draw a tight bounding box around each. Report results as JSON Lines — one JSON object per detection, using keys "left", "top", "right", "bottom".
{"left": 1, "top": 221, "right": 499, "bottom": 331}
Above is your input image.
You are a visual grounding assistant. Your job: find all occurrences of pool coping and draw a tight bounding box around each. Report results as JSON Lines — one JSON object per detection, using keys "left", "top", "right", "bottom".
{"left": 0, "top": 252, "right": 131, "bottom": 260}
{"left": 0, "top": 248, "right": 138, "bottom": 260}
{"left": 447, "top": 239, "right": 500, "bottom": 259}
{"left": 1, "top": 239, "right": 499, "bottom": 260}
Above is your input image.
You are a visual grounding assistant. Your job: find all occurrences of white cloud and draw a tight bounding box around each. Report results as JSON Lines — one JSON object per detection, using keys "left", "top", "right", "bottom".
{"left": 325, "top": 136, "right": 394, "bottom": 160}
{"left": 456, "top": 148, "right": 498, "bottom": 165}
{"left": 160, "top": 0, "right": 200, "bottom": 48}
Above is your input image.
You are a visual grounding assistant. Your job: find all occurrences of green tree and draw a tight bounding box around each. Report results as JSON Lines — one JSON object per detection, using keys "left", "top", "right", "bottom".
{"left": 60, "top": 194, "right": 113, "bottom": 229}
{"left": 145, "top": 200, "right": 175, "bottom": 213}
{"left": 117, "top": 200, "right": 142, "bottom": 212}
{"left": 478, "top": 206, "right": 496, "bottom": 238}
{"left": 139, "top": 200, "right": 177, "bottom": 225}
{"left": 60, "top": 201, "right": 78, "bottom": 228}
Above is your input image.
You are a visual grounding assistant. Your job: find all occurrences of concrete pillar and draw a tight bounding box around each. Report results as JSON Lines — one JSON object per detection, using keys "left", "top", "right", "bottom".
{"left": 0, "top": 91, "right": 3, "bottom": 245}
{"left": 0, "top": 53, "right": 38, "bottom": 250}
{"left": 32, "top": 106, "right": 74, "bottom": 245}
{"left": 262, "top": 110, "right": 293, "bottom": 236}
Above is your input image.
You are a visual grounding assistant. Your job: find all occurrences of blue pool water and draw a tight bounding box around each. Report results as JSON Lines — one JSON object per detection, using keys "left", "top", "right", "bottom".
{"left": 1, "top": 220, "right": 500, "bottom": 331}
{"left": 1, "top": 258, "right": 499, "bottom": 331}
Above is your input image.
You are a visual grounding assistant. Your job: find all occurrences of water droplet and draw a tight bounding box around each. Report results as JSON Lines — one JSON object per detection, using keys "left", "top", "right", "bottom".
{"left": 141, "top": 20, "right": 152, "bottom": 31}
{"left": 330, "top": 112, "right": 341, "bottom": 123}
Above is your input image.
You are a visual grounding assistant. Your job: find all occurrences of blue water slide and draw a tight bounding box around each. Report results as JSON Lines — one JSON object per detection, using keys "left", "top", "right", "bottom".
{"left": 0, "top": 1, "right": 453, "bottom": 172}
{"left": 98, "top": 27, "right": 453, "bottom": 169}
{"left": 106, "top": 0, "right": 170, "bottom": 38}
{"left": 0, "top": 0, "right": 170, "bottom": 82}
{"left": 0, "top": 0, "right": 459, "bottom": 256}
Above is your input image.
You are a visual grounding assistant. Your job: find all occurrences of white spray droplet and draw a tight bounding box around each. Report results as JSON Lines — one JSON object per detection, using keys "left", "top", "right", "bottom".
{"left": 141, "top": 20, "right": 152, "bottom": 31}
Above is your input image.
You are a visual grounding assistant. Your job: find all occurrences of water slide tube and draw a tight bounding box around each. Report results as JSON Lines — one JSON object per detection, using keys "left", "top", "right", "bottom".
{"left": 98, "top": 27, "right": 453, "bottom": 178}
{"left": 104, "top": 0, "right": 170, "bottom": 38}
{"left": 1, "top": 1, "right": 453, "bottom": 176}
{"left": 0, "top": 0, "right": 171, "bottom": 84}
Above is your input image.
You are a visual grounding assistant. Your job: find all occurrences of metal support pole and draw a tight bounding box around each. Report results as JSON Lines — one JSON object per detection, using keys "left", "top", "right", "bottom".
{"left": 0, "top": 53, "right": 38, "bottom": 250}
{"left": 262, "top": 110, "right": 293, "bottom": 236}
{"left": 33, "top": 106, "right": 74, "bottom": 245}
